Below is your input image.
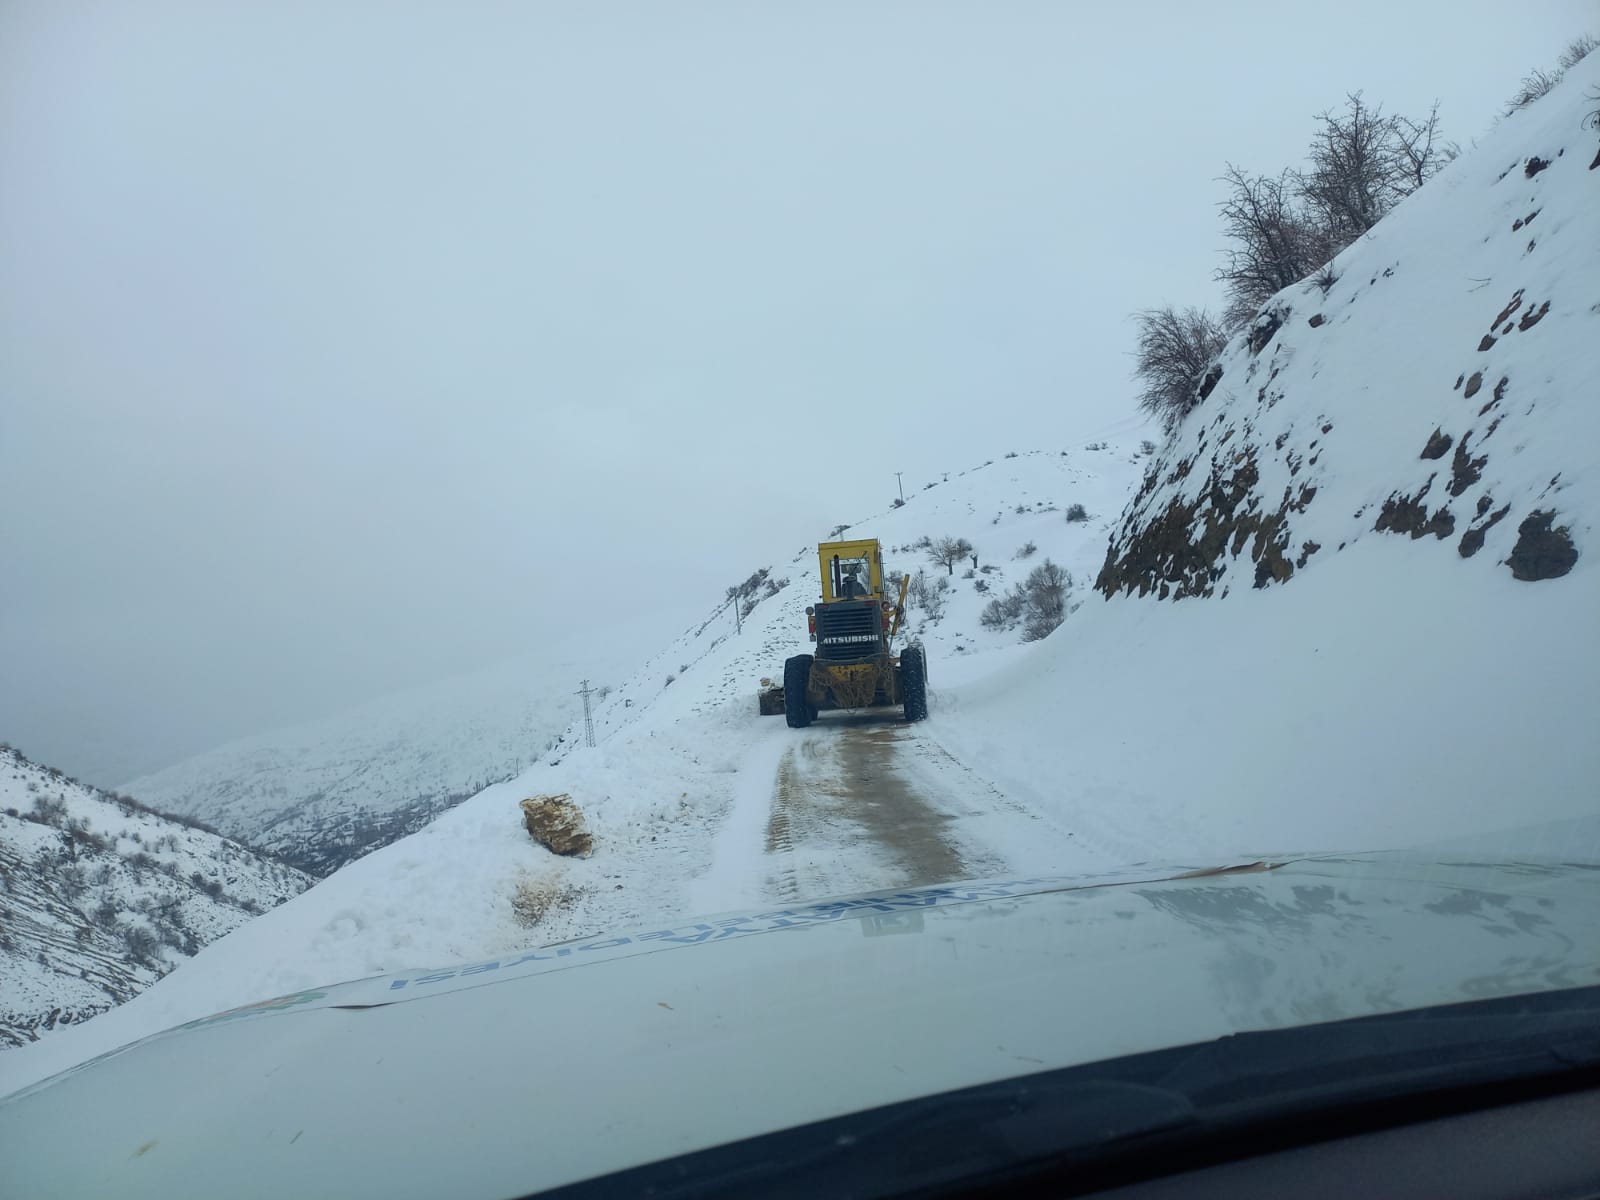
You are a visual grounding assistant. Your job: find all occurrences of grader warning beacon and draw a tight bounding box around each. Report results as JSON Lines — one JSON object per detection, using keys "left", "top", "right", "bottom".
{"left": 758, "top": 538, "right": 927, "bottom": 726}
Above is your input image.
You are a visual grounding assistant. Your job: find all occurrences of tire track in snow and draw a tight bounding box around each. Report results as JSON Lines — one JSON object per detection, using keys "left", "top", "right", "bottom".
{"left": 760, "top": 715, "right": 1004, "bottom": 902}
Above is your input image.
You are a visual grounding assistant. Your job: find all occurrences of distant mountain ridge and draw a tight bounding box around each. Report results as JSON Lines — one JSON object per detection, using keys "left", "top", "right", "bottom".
{"left": 121, "top": 634, "right": 671, "bottom": 876}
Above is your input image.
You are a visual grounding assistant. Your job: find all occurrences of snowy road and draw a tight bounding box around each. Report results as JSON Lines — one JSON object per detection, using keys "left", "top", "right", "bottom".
{"left": 755, "top": 713, "right": 1091, "bottom": 903}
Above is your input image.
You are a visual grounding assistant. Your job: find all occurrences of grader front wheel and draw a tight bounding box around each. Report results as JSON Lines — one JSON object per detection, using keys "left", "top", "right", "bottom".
{"left": 899, "top": 646, "right": 928, "bottom": 722}
{"left": 783, "top": 655, "right": 815, "bottom": 728}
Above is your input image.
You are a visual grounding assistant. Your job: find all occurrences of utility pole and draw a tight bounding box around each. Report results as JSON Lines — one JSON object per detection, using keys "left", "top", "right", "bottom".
{"left": 576, "top": 679, "right": 596, "bottom": 748}
{"left": 894, "top": 472, "right": 904, "bottom": 502}
{"left": 729, "top": 592, "right": 742, "bottom": 634}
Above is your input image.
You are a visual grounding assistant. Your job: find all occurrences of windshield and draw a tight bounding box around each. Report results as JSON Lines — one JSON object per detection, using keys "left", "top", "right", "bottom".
{"left": 829, "top": 553, "right": 874, "bottom": 600}
{"left": 1, "top": 4, "right": 1596, "bottom": 1197}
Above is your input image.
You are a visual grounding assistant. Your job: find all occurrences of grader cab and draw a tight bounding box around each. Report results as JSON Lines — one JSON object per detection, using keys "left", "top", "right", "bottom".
{"left": 758, "top": 538, "right": 927, "bottom": 726}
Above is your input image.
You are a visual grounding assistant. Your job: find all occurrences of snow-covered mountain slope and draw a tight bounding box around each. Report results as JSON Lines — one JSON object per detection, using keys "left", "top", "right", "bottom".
{"left": 0, "top": 747, "right": 309, "bottom": 1049}
{"left": 1099, "top": 61, "right": 1597, "bottom": 601}
{"left": 929, "top": 63, "right": 1599, "bottom": 858}
{"left": 121, "top": 628, "right": 669, "bottom": 876}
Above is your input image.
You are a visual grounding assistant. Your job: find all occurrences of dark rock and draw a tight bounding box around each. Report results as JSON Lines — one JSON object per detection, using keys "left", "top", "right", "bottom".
{"left": 1454, "top": 374, "right": 1464, "bottom": 391}
{"left": 1375, "top": 490, "right": 1455, "bottom": 540}
{"left": 1506, "top": 511, "right": 1578, "bottom": 581}
{"left": 1517, "top": 300, "right": 1551, "bottom": 331}
{"left": 1420, "top": 428, "right": 1453, "bottom": 460}
{"left": 1096, "top": 450, "right": 1305, "bottom": 599}
{"left": 1523, "top": 156, "right": 1550, "bottom": 177}
{"left": 1196, "top": 364, "right": 1223, "bottom": 402}
{"left": 1247, "top": 309, "right": 1284, "bottom": 356}
{"left": 1463, "top": 371, "right": 1484, "bottom": 398}
{"left": 1491, "top": 290, "right": 1526, "bottom": 329}
{"left": 1449, "top": 435, "right": 1488, "bottom": 497}
{"left": 1477, "top": 334, "right": 1497, "bottom": 351}
{"left": 1458, "top": 503, "right": 1510, "bottom": 559}
{"left": 1307, "top": 313, "right": 1325, "bottom": 328}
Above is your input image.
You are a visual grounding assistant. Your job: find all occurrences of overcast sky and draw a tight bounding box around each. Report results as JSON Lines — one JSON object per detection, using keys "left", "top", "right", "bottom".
{"left": 1, "top": 1, "right": 1592, "bottom": 784}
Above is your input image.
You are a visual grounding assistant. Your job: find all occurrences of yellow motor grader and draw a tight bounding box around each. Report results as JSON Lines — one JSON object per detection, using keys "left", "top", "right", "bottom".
{"left": 758, "top": 538, "right": 927, "bottom": 726}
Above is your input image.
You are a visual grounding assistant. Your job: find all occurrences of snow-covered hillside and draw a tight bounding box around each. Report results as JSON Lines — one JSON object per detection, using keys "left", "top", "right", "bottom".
{"left": 564, "top": 442, "right": 1152, "bottom": 749}
{"left": 1100, "top": 62, "right": 1596, "bottom": 601}
{"left": 121, "top": 628, "right": 670, "bottom": 875}
{"left": 5, "top": 63, "right": 1597, "bottom": 1101}
{"left": 0, "top": 747, "right": 309, "bottom": 1049}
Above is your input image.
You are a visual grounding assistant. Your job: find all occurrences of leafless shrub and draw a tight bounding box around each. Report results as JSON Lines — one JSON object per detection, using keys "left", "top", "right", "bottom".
{"left": 1558, "top": 34, "right": 1597, "bottom": 71}
{"left": 1505, "top": 36, "right": 1596, "bottom": 115}
{"left": 908, "top": 572, "right": 949, "bottom": 621}
{"left": 1214, "top": 167, "right": 1334, "bottom": 327}
{"left": 980, "top": 592, "right": 1025, "bottom": 631}
{"left": 1506, "top": 66, "right": 1562, "bottom": 114}
{"left": 120, "top": 923, "right": 159, "bottom": 966}
{"left": 1132, "top": 305, "right": 1228, "bottom": 432}
{"left": 28, "top": 794, "right": 68, "bottom": 827}
{"left": 1065, "top": 503, "right": 1089, "bottom": 523}
{"left": 1020, "top": 560, "right": 1072, "bottom": 642}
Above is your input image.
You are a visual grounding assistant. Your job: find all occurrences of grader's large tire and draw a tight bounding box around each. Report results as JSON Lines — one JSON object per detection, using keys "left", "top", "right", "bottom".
{"left": 783, "top": 655, "right": 814, "bottom": 728}
{"left": 899, "top": 646, "right": 928, "bottom": 722}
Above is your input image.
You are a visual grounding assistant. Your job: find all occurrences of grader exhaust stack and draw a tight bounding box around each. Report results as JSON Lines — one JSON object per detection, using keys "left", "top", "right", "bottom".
{"left": 758, "top": 538, "right": 927, "bottom": 725}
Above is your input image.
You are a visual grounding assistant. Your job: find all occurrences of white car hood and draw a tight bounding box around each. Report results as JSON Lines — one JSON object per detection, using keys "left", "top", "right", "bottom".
{"left": 3, "top": 854, "right": 1599, "bottom": 1198}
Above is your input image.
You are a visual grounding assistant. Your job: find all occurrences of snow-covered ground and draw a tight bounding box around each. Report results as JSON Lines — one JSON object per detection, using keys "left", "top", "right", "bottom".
{"left": 3, "top": 57, "right": 1596, "bottom": 1100}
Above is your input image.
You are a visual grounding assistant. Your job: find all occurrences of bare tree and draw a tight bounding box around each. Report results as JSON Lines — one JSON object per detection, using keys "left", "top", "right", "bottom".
{"left": 1391, "top": 102, "right": 1457, "bottom": 193}
{"left": 1132, "top": 306, "right": 1229, "bottom": 432}
{"left": 1214, "top": 166, "right": 1335, "bottom": 327}
{"left": 1302, "top": 94, "right": 1457, "bottom": 241}
{"left": 928, "top": 536, "right": 973, "bottom": 576}
{"left": 1300, "top": 93, "right": 1402, "bottom": 241}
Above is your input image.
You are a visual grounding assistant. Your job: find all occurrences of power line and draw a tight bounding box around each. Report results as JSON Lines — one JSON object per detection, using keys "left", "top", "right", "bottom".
{"left": 576, "top": 679, "right": 597, "bottom": 748}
